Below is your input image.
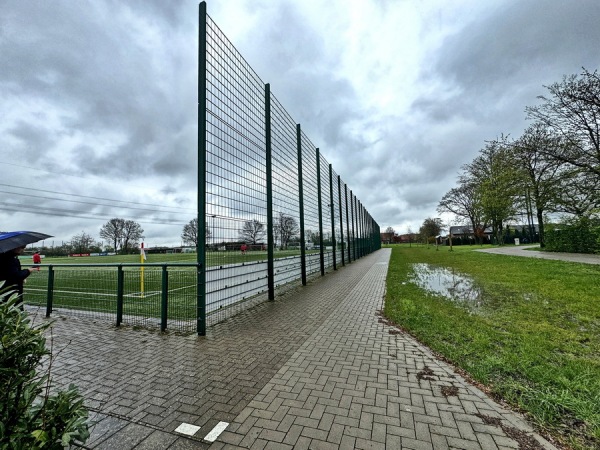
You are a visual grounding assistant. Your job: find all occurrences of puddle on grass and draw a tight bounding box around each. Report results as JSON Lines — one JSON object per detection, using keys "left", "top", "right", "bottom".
{"left": 409, "top": 263, "right": 484, "bottom": 308}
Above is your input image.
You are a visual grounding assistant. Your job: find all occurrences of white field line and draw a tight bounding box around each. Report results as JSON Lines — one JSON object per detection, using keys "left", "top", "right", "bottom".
{"left": 204, "top": 422, "right": 229, "bottom": 442}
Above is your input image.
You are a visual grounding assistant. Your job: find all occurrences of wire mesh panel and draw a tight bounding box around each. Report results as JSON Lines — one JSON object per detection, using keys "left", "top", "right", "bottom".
{"left": 271, "top": 93, "right": 302, "bottom": 287}
{"left": 165, "top": 267, "right": 197, "bottom": 331}
{"left": 18, "top": 7, "right": 383, "bottom": 337}
{"left": 349, "top": 190, "right": 357, "bottom": 261}
{"left": 35, "top": 267, "right": 118, "bottom": 321}
{"left": 198, "top": 6, "right": 381, "bottom": 332}
{"left": 205, "top": 15, "right": 269, "bottom": 322}
{"left": 331, "top": 167, "right": 344, "bottom": 266}
{"left": 300, "top": 132, "right": 320, "bottom": 277}
{"left": 319, "top": 153, "right": 334, "bottom": 271}
{"left": 23, "top": 264, "right": 198, "bottom": 332}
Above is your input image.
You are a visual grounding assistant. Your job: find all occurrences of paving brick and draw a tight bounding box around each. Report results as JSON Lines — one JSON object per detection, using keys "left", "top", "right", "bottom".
{"left": 37, "top": 249, "right": 558, "bottom": 450}
{"left": 326, "top": 422, "right": 345, "bottom": 444}
{"left": 281, "top": 424, "right": 303, "bottom": 446}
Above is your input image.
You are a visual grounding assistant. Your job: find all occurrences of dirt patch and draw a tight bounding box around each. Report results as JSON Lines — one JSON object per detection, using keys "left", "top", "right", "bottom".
{"left": 476, "top": 414, "right": 544, "bottom": 450}
{"left": 416, "top": 366, "right": 436, "bottom": 382}
{"left": 440, "top": 385, "right": 459, "bottom": 397}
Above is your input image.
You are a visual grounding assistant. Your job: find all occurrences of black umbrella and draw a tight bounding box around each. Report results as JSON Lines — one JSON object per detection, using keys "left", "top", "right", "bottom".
{"left": 0, "top": 231, "right": 53, "bottom": 253}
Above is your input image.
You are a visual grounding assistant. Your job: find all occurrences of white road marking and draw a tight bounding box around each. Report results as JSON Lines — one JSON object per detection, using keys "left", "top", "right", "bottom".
{"left": 204, "top": 421, "right": 229, "bottom": 442}
{"left": 174, "top": 423, "right": 200, "bottom": 436}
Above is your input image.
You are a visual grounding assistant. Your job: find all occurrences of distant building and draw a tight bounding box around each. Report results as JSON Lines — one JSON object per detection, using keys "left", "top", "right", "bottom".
{"left": 380, "top": 232, "right": 394, "bottom": 244}
{"left": 447, "top": 224, "right": 539, "bottom": 244}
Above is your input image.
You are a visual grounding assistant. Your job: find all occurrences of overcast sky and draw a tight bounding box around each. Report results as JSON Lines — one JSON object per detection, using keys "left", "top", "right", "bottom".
{"left": 1, "top": 0, "right": 599, "bottom": 248}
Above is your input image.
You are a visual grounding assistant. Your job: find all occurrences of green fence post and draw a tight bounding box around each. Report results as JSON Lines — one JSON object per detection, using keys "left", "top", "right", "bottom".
{"left": 197, "top": 1, "right": 207, "bottom": 336}
{"left": 329, "top": 164, "right": 336, "bottom": 270}
{"left": 354, "top": 196, "right": 360, "bottom": 259}
{"left": 161, "top": 265, "right": 169, "bottom": 332}
{"left": 359, "top": 202, "right": 364, "bottom": 257}
{"left": 297, "top": 124, "right": 307, "bottom": 285}
{"left": 350, "top": 190, "right": 356, "bottom": 261}
{"left": 316, "top": 148, "right": 325, "bottom": 276}
{"left": 265, "top": 83, "right": 275, "bottom": 300}
{"left": 345, "top": 183, "right": 351, "bottom": 263}
{"left": 45, "top": 265, "right": 54, "bottom": 318}
{"left": 337, "top": 175, "right": 345, "bottom": 266}
{"left": 116, "top": 265, "right": 124, "bottom": 326}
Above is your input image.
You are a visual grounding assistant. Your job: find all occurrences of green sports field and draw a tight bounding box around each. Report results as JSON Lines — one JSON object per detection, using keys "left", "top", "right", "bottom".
{"left": 21, "top": 249, "right": 311, "bottom": 329}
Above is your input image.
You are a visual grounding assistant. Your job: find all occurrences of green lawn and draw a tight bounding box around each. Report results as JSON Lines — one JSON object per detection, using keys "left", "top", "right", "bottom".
{"left": 384, "top": 245, "right": 600, "bottom": 449}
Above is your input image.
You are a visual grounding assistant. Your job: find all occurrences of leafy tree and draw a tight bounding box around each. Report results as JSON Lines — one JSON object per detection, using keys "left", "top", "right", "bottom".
{"left": 465, "top": 137, "right": 520, "bottom": 245}
{"left": 0, "top": 285, "right": 89, "bottom": 448}
{"left": 511, "top": 123, "right": 566, "bottom": 247}
{"left": 419, "top": 218, "right": 443, "bottom": 243}
{"left": 274, "top": 213, "right": 299, "bottom": 249}
{"left": 238, "top": 219, "right": 266, "bottom": 245}
{"left": 526, "top": 68, "right": 600, "bottom": 179}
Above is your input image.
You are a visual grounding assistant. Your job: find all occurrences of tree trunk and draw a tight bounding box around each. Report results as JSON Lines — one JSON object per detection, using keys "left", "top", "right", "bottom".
{"left": 536, "top": 208, "right": 545, "bottom": 248}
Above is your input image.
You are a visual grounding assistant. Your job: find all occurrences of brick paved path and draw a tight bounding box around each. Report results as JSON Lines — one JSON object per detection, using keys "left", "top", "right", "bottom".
{"left": 476, "top": 244, "right": 600, "bottom": 265}
{"left": 36, "top": 248, "right": 557, "bottom": 449}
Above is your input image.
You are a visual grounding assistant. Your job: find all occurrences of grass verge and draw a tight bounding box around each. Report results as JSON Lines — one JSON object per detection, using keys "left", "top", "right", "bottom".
{"left": 384, "top": 245, "right": 600, "bottom": 449}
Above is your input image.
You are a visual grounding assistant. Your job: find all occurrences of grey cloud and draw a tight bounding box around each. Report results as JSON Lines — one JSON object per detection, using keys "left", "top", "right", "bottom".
{"left": 2, "top": 2, "right": 197, "bottom": 180}
{"left": 435, "top": 0, "right": 600, "bottom": 90}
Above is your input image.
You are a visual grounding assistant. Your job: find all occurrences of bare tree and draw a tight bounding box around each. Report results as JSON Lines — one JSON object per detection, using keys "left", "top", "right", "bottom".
{"left": 238, "top": 219, "right": 266, "bottom": 245}
{"left": 406, "top": 226, "right": 415, "bottom": 247}
{"left": 100, "top": 218, "right": 124, "bottom": 253}
{"left": 121, "top": 220, "right": 144, "bottom": 253}
{"left": 274, "top": 213, "right": 299, "bottom": 249}
{"left": 181, "top": 218, "right": 210, "bottom": 246}
{"left": 100, "top": 218, "right": 143, "bottom": 253}
{"left": 438, "top": 174, "right": 488, "bottom": 244}
{"left": 526, "top": 68, "right": 600, "bottom": 178}
{"left": 554, "top": 169, "right": 600, "bottom": 217}
{"left": 70, "top": 231, "right": 95, "bottom": 254}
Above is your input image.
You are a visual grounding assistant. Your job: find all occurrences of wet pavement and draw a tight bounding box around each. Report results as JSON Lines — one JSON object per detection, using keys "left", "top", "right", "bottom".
{"left": 32, "top": 248, "right": 558, "bottom": 449}
{"left": 476, "top": 245, "right": 600, "bottom": 264}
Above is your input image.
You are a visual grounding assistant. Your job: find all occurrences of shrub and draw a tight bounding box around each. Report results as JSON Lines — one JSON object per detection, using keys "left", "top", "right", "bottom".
{"left": 0, "top": 283, "right": 89, "bottom": 449}
{"left": 545, "top": 216, "right": 600, "bottom": 253}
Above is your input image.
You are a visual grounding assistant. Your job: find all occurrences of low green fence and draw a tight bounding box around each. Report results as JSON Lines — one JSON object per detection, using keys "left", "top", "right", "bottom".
{"left": 24, "top": 263, "right": 199, "bottom": 333}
